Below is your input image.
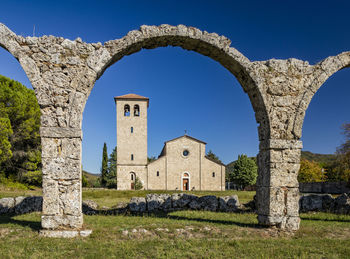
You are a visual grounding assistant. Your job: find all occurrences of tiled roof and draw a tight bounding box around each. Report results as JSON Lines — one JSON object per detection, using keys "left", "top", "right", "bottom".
{"left": 114, "top": 93, "right": 149, "bottom": 106}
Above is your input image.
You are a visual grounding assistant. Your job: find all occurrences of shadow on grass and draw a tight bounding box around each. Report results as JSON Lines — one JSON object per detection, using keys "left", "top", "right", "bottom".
{"left": 153, "top": 212, "right": 264, "bottom": 229}
{"left": 0, "top": 215, "right": 41, "bottom": 231}
{"left": 300, "top": 216, "right": 350, "bottom": 223}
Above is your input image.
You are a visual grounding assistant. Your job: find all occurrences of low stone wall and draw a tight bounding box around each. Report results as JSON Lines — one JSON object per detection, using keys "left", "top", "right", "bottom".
{"left": 299, "top": 182, "right": 350, "bottom": 194}
{"left": 129, "top": 193, "right": 241, "bottom": 213}
{"left": 300, "top": 193, "right": 350, "bottom": 214}
{"left": 1, "top": 192, "right": 349, "bottom": 216}
{"left": 0, "top": 196, "right": 100, "bottom": 216}
{"left": 0, "top": 194, "right": 241, "bottom": 215}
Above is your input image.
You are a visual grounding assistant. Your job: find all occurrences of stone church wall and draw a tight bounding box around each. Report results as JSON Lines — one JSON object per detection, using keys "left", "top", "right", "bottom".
{"left": 147, "top": 157, "right": 166, "bottom": 190}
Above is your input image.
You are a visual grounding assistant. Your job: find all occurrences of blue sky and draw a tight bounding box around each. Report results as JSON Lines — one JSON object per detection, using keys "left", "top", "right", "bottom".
{"left": 0, "top": 0, "right": 349, "bottom": 173}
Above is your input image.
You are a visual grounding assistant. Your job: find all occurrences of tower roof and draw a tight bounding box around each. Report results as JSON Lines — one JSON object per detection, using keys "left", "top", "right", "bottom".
{"left": 114, "top": 93, "right": 149, "bottom": 107}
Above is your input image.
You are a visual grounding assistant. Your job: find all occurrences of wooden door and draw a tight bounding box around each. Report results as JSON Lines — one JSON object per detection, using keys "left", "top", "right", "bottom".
{"left": 131, "top": 182, "right": 135, "bottom": 190}
{"left": 183, "top": 178, "right": 189, "bottom": 191}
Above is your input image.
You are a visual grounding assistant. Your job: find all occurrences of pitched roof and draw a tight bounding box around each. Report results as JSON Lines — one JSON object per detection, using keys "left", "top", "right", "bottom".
{"left": 165, "top": 135, "right": 207, "bottom": 145}
{"left": 114, "top": 93, "right": 149, "bottom": 107}
{"left": 158, "top": 135, "right": 206, "bottom": 158}
{"left": 205, "top": 155, "right": 226, "bottom": 166}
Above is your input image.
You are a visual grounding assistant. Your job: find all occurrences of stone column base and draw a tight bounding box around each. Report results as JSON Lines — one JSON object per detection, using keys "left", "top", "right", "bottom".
{"left": 39, "top": 229, "right": 92, "bottom": 238}
{"left": 258, "top": 215, "right": 300, "bottom": 231}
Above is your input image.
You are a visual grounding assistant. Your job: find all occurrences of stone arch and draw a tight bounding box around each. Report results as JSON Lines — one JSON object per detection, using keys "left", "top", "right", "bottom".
{"left": 3, "top": 22, "right": 338, "bottom": 235}
{"left": 89, "top": 24, "right": 270, "bottom": 140}
{"left": 292, "top": 51, "right": 350, "bottom": 139}
{"left": 0, "top": 24, "right": 42, "bottom": 93}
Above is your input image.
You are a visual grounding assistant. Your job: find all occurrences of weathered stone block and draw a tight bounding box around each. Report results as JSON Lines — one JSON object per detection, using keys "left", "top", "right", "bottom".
{"left": 40, "top": 127, "right": 82, "bottom": 138}
{"left": 171, "top": 193, "right": 197, "bottom": 208}
{"left": 41, "top": 215, "right": 83, "bottom": 229}
{"left": 42, "top": 157, "right": 81, "bottom": 180}
{"left": 41, "top": 137, "right": 81, "bottom": 160}
{"left": 129, "top": 197, "right": 146, "bottom": 212}
{"left": 218, "top": 195, "right": 240, "bottom": 212}
{"left": 42, "top": 178, "right": 60, "bottom": 215}
{"left": 0, "top": 197, "right": 15, "bottom": 214}
{"left": 198, "top": 195, "right": 218, "bottom": 211}
{"left": 58, "top": 180, "right": 81, "bottom": 216}
{"left": 14, "top": 196, "right": 42, "bottom": 215}
{"left": 257, "top": 163, "right": 299, "bottom": 188}
{"left": 146, "top": 194, "right": 171, "bottom": 211}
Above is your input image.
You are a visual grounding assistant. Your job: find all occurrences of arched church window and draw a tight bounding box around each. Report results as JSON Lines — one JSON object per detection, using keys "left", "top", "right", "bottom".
{"left": 124, "top": 104, "right": 130, "bottom": 116}
{"left": 184, "top": 173, "right": 189, "bottom": 177}
{"left": 212, "top": 172, "right": 215, "bottom": 177}
{"left": 134, "top": 104, "right": 140, "bottom": 116}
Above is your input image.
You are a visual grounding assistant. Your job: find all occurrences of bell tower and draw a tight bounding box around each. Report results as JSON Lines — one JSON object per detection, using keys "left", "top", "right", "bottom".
{"left": 114, "top": 93, "right": 149, "bottom": 190}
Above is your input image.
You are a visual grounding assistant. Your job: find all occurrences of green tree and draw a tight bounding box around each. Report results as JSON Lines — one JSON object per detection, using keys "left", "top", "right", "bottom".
{"left": 0, "top": 117, "right": 13, "bottom": 164}
{"left": 0, "top": 75, "right": 41, "bottom": 185}
{"left": 230, "top": 154, "right": 257, "bottom": 188}
{"left": 134, "top": 176, "right": 143, "bottom": 190}
{"left": 101, "top": 143, "right": 108, "bottom": 186}
{"left": 147, "top": 156, "right": 156, "bottom": 163}
{"left": 106, "top": 146, "right": 117, "bottom": 188}
{"left": 206, "top": 150, "right": 222, "bottom": 164}
{"left": 298, "top": 158, "right": 326, "bottom": 182}
{"left": 326, "top": 123, "right": 350, "bottom": 182}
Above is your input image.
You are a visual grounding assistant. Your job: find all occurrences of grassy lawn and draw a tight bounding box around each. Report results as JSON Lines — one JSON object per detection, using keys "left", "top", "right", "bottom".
{"left": 0, "top": 211, "right": 349, "bottom": 258}
{"left": 0, "top": 187, "right": 349, "bottom": 258}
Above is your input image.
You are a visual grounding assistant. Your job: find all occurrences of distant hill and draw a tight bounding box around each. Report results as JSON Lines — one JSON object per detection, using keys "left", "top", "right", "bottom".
{"left": 83, "top": 170, "right": 100, "bottom": 186}
{"left": 301, "top": 151, "right": 336, "bottom": 165}
{"left": 226, "top": 151, "right": 336, "bottom": 171}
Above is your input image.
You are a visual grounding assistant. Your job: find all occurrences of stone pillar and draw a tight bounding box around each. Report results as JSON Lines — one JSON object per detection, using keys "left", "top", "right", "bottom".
{"left": 256, "top": 139, "right": 302, "bottom": 231}
{"left": 39, "top": 127, "right": 90, "bottom": 237}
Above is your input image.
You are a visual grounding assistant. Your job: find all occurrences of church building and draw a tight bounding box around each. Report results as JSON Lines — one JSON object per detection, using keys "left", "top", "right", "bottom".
{"left": 115, "top": 93, "right": 225, "bottom": 191}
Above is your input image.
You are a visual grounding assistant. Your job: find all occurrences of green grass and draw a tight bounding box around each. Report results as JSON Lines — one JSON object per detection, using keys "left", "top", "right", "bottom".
{"left": 0, "top": 211, "right": 349, "bottom": 258}
{"left": 0, "top": 188, "right": 349, "bottom": 258}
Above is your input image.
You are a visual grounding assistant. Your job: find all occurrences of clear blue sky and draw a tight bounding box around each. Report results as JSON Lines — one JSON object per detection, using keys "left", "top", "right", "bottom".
{"left": 0, "top": 0, "right": 349, "bottom": 174}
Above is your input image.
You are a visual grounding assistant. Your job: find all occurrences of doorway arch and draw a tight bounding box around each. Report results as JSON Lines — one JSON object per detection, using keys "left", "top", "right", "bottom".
{"left": 182, "top": 172, "right": 190, "bottom": 191}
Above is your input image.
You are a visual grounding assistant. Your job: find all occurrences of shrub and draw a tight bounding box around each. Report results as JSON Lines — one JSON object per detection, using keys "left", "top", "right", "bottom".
{"left": 21, "top": 170, "right": 42, "bottom": 186}
{"left": 134, "top": 176, "right": 143, "bottom": 190}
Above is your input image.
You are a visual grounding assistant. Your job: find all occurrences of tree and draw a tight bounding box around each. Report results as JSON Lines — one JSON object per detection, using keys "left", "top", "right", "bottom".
{"left": 298, "top": 158, "right": 326, "bottom": 182}
{"left": 134, "top": 176, "right": 143, "bottom": 190}
{"left": 230, "top": 154, "right": 257, "bottom": 188}
{"left": 206, "top": 150, "right": 222, "bottom": 164}
{"left": 147, "top": 156, "right": 156, "bottom": 163}
{"left": 326, "top": 123, "right": 350, "bottom": 182}
{"left": 0, "top": 75, "right": 41, "bottom": 185}
{"left": 106, "top": 146, "right": 117, "bottom": 188}
{"left": 101, "top": 143, "right": 108, "bottom": 186}
{"left": 0, "top": 117, "right": 13, "bottom": 164}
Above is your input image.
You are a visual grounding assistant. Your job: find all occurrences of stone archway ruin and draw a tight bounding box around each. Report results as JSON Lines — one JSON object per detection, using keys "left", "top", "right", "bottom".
{"left": 0, "top": 23, "right": 349, "bottom": 236}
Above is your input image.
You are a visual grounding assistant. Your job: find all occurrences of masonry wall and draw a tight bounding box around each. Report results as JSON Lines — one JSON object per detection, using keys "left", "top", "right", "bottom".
{"left": 166, "top": 138, "right": 202, "bottom": 190}
{"left": 116, "top": 99, "right": 148, "bottom": 165}
{"left": 147, "top": 157, "right": 166, "bottom": 190}
{"left": 117, "top": 165, "right": 147, "bottom": 190}
{"left": 201, "top": 158, "right": 225, "bottom": 191}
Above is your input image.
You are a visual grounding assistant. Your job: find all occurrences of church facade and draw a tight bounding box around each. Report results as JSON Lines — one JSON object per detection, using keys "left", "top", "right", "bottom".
{"left": 115, "top": 94, "right": 225, "bottom": 191}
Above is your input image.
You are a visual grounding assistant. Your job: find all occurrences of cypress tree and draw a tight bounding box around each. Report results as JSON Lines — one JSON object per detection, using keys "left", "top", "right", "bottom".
{"left": 101, "top": 143, "right": 108, "bottom": 186}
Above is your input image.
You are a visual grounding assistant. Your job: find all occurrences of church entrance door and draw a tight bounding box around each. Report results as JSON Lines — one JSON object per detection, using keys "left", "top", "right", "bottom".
{"left": 183, "top": 178, "right": 189, "bottom": 191}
